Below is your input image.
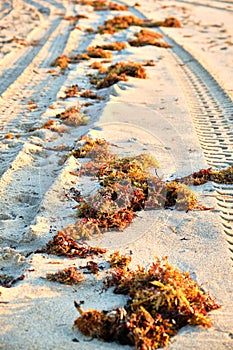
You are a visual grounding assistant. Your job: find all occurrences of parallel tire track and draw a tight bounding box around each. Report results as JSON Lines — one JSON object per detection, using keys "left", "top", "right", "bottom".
{"left": 162, "top": 37, "right": 233, "bottom": 257}
{"left": 175, "top": 0, "right": 233, "bottom": 12}
{"left": 119, "top": 0, "right": 233, "bottom": 258}
{"left": 0, "top": 1, "right": 110, "bottom": 248}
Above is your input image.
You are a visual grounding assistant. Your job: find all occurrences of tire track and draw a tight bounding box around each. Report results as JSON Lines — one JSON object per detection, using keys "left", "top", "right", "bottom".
{"left": 175, "top": 0, "right": 233, "bottom": 12}
{"left": 0, "top": 0, "right": 13, "bottom": 20}
{"left": 0, "top": 0, "right": 63, "bottom": 96}
{"left": 159, "top": 37, "right": 233, "bottom": 256}
{"left": 0, "top": 1, "right": 112, "bottom": 248}
{"left": 114, "top": 0, "right": 233, "bottom": 258}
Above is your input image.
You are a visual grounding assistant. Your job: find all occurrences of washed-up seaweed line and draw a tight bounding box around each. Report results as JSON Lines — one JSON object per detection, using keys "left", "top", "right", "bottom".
{"left": 118, "top": 0, "right": 233, "bottom": 257}
{"left": 162, "top": 37, "right": 233, "bottom": 258}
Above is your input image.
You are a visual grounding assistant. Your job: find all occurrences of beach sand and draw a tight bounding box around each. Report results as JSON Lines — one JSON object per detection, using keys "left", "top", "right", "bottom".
{"left": 0, "top": 1, "right": 233, "bottom": 349}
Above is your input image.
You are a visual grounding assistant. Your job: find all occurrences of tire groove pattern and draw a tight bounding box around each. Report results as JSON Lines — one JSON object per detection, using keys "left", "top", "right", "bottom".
{"left": 162, "top": 36, "right": 233, "bottom": 257}
{"left": 117, "top": 0, "right": 233, "bottom": 257}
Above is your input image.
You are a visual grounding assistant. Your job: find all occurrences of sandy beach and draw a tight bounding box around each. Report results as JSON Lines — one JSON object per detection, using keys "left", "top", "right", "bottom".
{"left": 0, "top": 1, "right": 233, "bottom": 349}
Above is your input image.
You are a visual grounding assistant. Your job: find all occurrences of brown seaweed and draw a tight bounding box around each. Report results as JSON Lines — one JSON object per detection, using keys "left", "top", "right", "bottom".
{"left": 74, "top": 256, "right": 220, "bottom": 349}
{"left": 56, "top": 106, "right": 89, "bottom": 126}
{"left": 46, "top": 267, "right": 85, "bottom": 285}
{"left": 91, "top": 61, "right": 147, "bottom": 89}
{"left": 43, "top": 231, "right": 106, "bottom": 258}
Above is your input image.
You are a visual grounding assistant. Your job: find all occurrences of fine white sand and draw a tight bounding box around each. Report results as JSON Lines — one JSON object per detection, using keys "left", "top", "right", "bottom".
{"left": 0, "top": 1, "right": 233, "bottom": 349}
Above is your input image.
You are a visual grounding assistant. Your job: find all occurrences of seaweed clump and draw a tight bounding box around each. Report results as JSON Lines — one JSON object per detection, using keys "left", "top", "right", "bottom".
{"left": 63, "top": 85, "right": 79, "bottom": 99}
{"left": 56, "top": 106, "right": 89, "bottom": 126}
{"left": 0, "top": 273, "right": 25, "bottom": 288}
{"left": 80, "top": 89, "right": 105, "bottom": 100}
{"left": 76, "top": 0, "right": 107, "bottom": 11}
{"left": 98, "top": 15, "right": 181, "bottom": 34}
{"left": 43, "top": 231, "right": 106, "bottom": 258}
{"left": 87, "top": 46, "right": 113, "bottom": 59}
{"left": 98, "top": 15, "right": 145, "bottom": 34}
{"left": 61, "top": 136, "right": 198, "bottom": 239}
{"left": 70, "top": 135, "right": 113, "bottom": 161}
{"left": 91, "top": 61, "right": 147, "bottom": 89}
{"left": 74, "top": 256, "right": 220, "bottom": 349}
{"left": 96, "top": 42, "right": 127, "bottom": 51}
{"left": 50, "top": 55, "right": 70, "bottom": 74}
{"left": 177, "top": 166, "right": 233, "bottom": 185}
{"left": 129, "top": 29, "right": 172, "bottom": 48}
{"left": 46, "top": 267, "right": 85, "bottom": 285}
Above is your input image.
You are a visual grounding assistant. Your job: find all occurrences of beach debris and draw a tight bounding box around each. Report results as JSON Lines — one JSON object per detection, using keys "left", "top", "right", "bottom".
{"left": 63, "top": 85, "right": 79, "bottom": 99}
{"left": 129, "top": 29, "right": 172, "bottom": 48}
{"left": 80, "top": 89, "right": 105, "bottom": 100}
{"left": 69, "top": 53, "right": 90, "bottom": 63}
{"left": 55, "top": 106, "right": 89, "bottom": 126}
{"left": 63, "top": 218, "right": 102, "bottom": 240}
{"left": 76, "top": 0, "right": 107, "bottom": 11}
{"left": 90, "top": 61, "right": 106, "bottom": 73}
{"left": 70, "top": 136, "right": 112, "bottom": 160}
{"left": 108, "top": 251, "right": 132, "bottom": 268}
{"left": 87, "top": 46, "right": 112, "bottom": 59}
{"left": 74, "top": 256, "right": 220, "bottom": 349}
{"left": 91, "top": 61, "right": 147, "bottom": 89}
{"left": 64, "top": 14, "right": 88, "bottom": 23}
{"left": 98, "top": 15, "right": 181, "bottom": 34}
{"left": 108, "top": 2, "right": 128, "bottom": 11}
{"left": 0, "top": 273, "right": 25, "bottom": 288}
{"left": 176, "top": 166, "right": 233, "bottom": 185}
{"left": 50, "top": 55, "right": 69, "bottom": 74}
{"left": 98, "top": 15, "right": 145, "bottom": 34}
{"left": 60, "top": 136, "right": 199, "bottom": 239}
{"left": 28, "top": 119, "right": 68, "bottom": 134}
{"left": 95, "top": 42, "right": 127, "bottom": 51}
{"left": 28, "top": 99, "right": 38, "bottom": 110}
{"left": 43, "top": 231, "right": 106, "bottom": 258}
{"left": 46, "top": 267, "right": 85, "bottom": 285}
{"left": 79, "top": 260, "right": 100, "bottom": 274}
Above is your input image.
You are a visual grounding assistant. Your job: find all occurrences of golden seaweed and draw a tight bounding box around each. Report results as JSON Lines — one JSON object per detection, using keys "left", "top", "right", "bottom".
{"left": 46, "top": 267, "right": 85, "bottom": 285}
{"left": 74, "top": 256, "right": 220, "bottom": 349}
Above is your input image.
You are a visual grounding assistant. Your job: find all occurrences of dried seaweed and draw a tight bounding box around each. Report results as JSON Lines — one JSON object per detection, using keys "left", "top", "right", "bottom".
{"left": 90, "top": 61, "right": 106, "bottom": 73}
{"left": 62, "top": 218, "right": 102, "bottom": 240}
{"left": 50, "top": 55, "right": 70, "bottom": 74}
{"left": 76, "top": 0, "right": 107, "bottom": 11}
{"left": 28, "top": 120, "right": 68, "bottom": 134}
{"left": 96, "top": 42, "right": 127, "bottom": 51}
{"left": 153, "top": 17, "right": 182, "bottom": 28}
{"left": 129, "top": 29, "right": 172, "bottom": 48}
{"left": 56, "top": 106, "right": 89, "bottom": 126}
{"left": 176, "top": 166, "right": 233, "bottom": 185}
{"left": 69, "top": 53, "right": 90, "bottom": 63}
{"left": 80, "top": 89, "right": 105, "bottom": 100}
{"left": 74, "top": 256, "right": 220, "bottom": 349}
{"left": 87, "top": 46, "right": 112, "bottom": 58}
{"left": 64, "top": 14, "right": 88, "bottom": 23}
{"left": 98, "top": 15, "right": 145, "bottom": 34}
{"left": 70, "top": 136, "right": 113, "bottom": 161}
{"left": 108, "top": 251, "right": 132, "bottom": 268}
{"left": 108, "top": 2, "right": 128, "bottom": 11}
{"left": 80, "top": 260, "right": 100, "bottom": 274}
{"left": 46, "top": 267, "right": 85, "bottom": 285}
{"left": 98, "top": 15, "right": 181, "bottom": 34}
{"left": 0, "top": 273, "right": 25, "bottom": 288}
{"left": 63, "top": 85, "right": 79, "bottom": 99}
{"left": 43, "top": 231, "right": 106, "bottom": 258}
{"left": 61, "top": 136, "right": 199, "bottom": 238}
{"left": 91, "top": 61, "right": 147, "bottom": 89}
